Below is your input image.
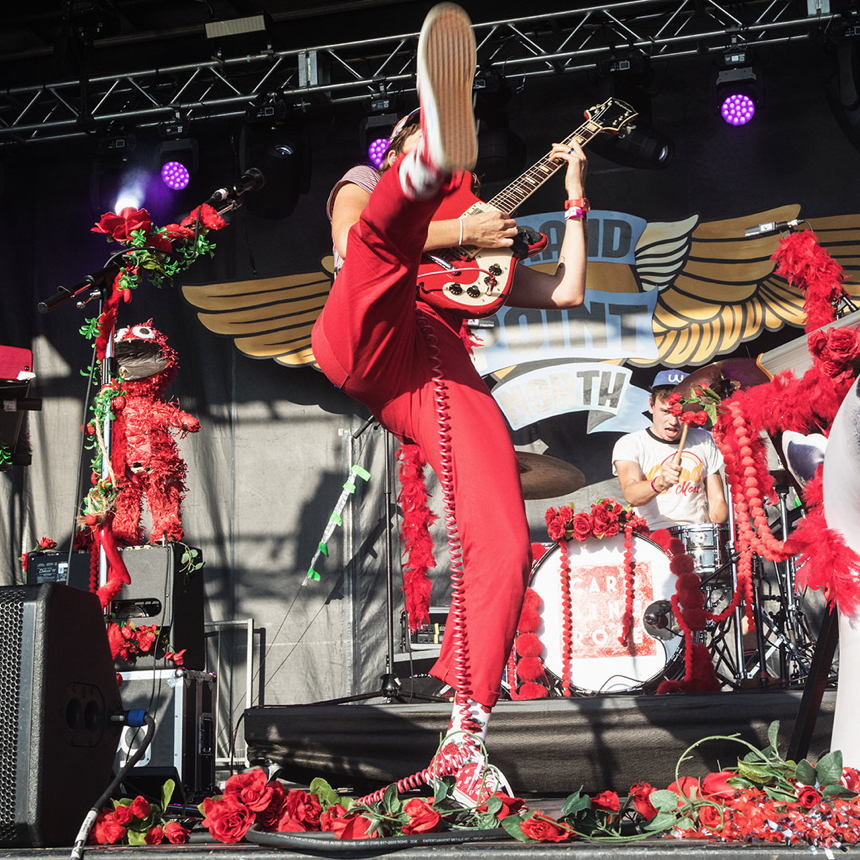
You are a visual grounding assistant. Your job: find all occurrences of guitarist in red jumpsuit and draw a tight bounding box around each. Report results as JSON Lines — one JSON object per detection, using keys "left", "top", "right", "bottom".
{"left": 312, "top": 2, "right": 588, "bottom": 804}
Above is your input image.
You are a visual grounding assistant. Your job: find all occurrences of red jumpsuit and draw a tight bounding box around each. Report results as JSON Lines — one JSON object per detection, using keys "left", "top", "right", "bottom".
{"left": 311, "top": 160, "right": 531, "bottom": 708}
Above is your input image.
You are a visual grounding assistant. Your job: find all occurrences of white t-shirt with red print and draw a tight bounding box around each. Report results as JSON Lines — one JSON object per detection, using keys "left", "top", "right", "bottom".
{"left": 611, "top": 427, "right": 724, "bottom": 531}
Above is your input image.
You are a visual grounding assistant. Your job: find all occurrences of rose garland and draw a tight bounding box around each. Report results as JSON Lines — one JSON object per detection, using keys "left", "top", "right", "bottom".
{"left": 189, "top": 721, "right": 860, "bottom": 848}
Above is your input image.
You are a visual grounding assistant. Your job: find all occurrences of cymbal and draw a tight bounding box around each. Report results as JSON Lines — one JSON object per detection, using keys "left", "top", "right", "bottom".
{"left": 674, "top": 358, "right": 769, "bottom": 401}
{"left": 516, "top": 452, "right": 585, "bottom": 500}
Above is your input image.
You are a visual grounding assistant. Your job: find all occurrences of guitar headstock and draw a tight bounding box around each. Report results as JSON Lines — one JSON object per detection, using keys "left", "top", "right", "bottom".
{"left": 584, "top": 98, "right": 638, "bottom": 135}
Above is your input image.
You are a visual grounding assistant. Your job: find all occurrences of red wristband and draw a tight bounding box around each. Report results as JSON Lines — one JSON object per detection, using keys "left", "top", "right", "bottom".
{"left": 565, "top": 198, "right": 590, "bottom": 213}
{"left": 651, "top": 476, "right": 661, "bottom": 494}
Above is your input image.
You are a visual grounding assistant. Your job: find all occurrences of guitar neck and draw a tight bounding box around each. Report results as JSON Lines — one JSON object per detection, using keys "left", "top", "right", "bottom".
{"left": 487, "top": 119, "right": 604, "bottom": 215}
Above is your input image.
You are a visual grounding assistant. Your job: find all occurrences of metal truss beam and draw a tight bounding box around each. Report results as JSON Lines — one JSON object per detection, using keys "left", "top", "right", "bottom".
{"left": 0, "top": 0, "right": 840, "bottom": 147}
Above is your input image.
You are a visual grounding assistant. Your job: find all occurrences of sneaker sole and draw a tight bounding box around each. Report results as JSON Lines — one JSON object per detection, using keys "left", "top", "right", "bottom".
{"left": 417, "top": 3, "right": 477, "bottom": 173}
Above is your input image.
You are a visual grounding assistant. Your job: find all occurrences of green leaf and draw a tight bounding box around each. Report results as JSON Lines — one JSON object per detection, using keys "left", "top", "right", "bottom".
{"left": 649, "top": 789, "right": 681, "bottom": 812}
{"left": 501, "top": 816, "right": 528, "bottom": 842}
{"left": 736, "top": 762, "right": 777, "bottom": 784}
{"left": 816, "top": 750, "right": 843, "bottom": 786}
{"left": 795, "top": 759, "right": 817, "bottom": 786}
{"left": 675, "top": 816, "right": 696, "bottom": 831}
{"left": 309, "top": 778, "right": 341, "bottom": 807}
{"left": 823, "top": 784, "right": 856, "bottom": 798}
{"left": 127, "top": 829, "right": 149, "bottom": 845}
{"left": 764, "top": 787, "right": 800, "bottom": 804}
{"left": 767, "top": 721, "right": 781, "bottom": 752}
{"left": 484, "top": 796, "right": 503, "bottom": 816}
{"left": 644, "top": 811, "right": 679, "bottom": 832}
{"left": 560, "top": 790, "right": 590, "bottom": 818}
{"left": 161, "top": 779, "right": 175, "bottom": 813}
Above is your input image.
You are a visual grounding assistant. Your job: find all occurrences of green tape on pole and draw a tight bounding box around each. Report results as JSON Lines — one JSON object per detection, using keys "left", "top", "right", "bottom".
{"left": 319, "top": 542, "right": 329, "bottom": 557}
{"left": 307, "top": 568, "right": 321, "bottom": 581}
{"left": 352, "top": 464, "right": 371, "bottom": 481}
{"left": 343, "top": 481, "right": 356, "bottom": 493}
{"left": 329, "top": 512, "right": 342, "bottom": 526}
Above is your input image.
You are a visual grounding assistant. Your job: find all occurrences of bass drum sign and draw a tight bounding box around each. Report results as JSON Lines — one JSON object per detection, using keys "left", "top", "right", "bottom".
{"left": 529, "top": 532, "right": 683, "bottom": 694}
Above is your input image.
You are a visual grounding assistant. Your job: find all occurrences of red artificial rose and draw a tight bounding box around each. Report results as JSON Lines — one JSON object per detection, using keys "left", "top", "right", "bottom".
{"left": 590, "top": 505, "right": 613, "bottom": 537}
{"left": 520, "top": 814, "right": 569, "bottom": 842}
{"left": 146, "top": 232, "right": 173, "bottom": 253}
{"left": 591, "top": 790, "right": 620, "bottom": 812}
{"left": 546, "top": 517, "right": 566, "bottom": 542}
{"left": 164, "top": 821, "right": 190, "bottom": 844}
{"left": 112, "top": 804, "right": 134, "bottom": 826}
{"left": 92, "top": 207, "right": 153, "bottom": 242}
{"left": 326, "top": 811, "right": 377, "bottom": 840}
{"left": 201, "top": 796, "right": 256, "bottom": 843}
{"left": 479, "top": 792, "right": 526, "bottom": 819}
{"left": 38, "top": 537, "right": 56, "bottom": 549}
{"left": 544, "top": 506, "right": 558, "bottom": 526}
{"left": 224, "top": 768, "right": 274, "bottom": 812}
{"left": 320, "top": 803, "right": 348, "bottom": 832}
{"left": 136, "top": 625, "right": 157, "bottom": 653}
{"left": 667, "top": 776, "right": 700, "bottom": 805}
{"left": 144, "top": 825, "right": 164, "bottom": 844}
{"left": 698, "top": 804, "right": 724, "bottom": 831}
{"left": 559, "top": 505, "right": 574, "bottom": 523}
{"left": 162, "top": 224, "right": 196, "bottom": 242}
{"left": 130, "top": 796, "right": 151, "bottom": 820}
{"left": 693, "top": 410, "right": 709, "bottom": 426}
{"left": 629, "top": 782, "right": 657, "bottom": 820}
{"left": 282, "top": 789, "right": 322, "bottom": 830}
{"left": 828, "top": 327, "right": 860, "bottom": 364}
{"left": 402, "top": 798, "right": 441, "bottom": 834}
{"left": 92, "top": 812, "right": 127, "bottom": 845}
{"left": 798, "top": 786, "right": 822, "bottom": 808}
{"left": 256, "top": 781, "right": 288, "bottom": 830}
{"left": 702, "top": 771, "right": 737, "bottom": 799}
{"left": 670, "top": 403, "right": 683, "bottom": 416}
{"left": 181, "top": 204, "right": 227, "bottom": 231}
{"left": 571, "top": 511, "right": 592, "bottom": 541}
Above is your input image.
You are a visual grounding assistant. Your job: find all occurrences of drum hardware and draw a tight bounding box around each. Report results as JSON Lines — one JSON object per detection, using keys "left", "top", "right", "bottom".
{"left": 516, "top": 451, "right": 585, "bottom": 500}
{"left": 643, "top": 600, "right": 679, "bottom": 641}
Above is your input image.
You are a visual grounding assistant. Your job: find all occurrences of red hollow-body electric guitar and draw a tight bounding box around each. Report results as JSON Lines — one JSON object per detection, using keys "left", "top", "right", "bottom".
{"left": 416, "top": 97, "right": 637, "bottom": 318}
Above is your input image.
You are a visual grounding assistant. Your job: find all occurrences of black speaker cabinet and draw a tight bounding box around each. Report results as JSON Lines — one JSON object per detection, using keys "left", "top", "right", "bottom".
{"left": 0, "top": 584, "right": 122, "bottom": 847}
{"left": 27, "top": 544, "right": 205, "bottom": 671}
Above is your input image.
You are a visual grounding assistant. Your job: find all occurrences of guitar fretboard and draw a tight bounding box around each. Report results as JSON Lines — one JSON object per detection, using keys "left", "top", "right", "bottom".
{"left": 488, "top": 120, "right": 605, "bottom": 215}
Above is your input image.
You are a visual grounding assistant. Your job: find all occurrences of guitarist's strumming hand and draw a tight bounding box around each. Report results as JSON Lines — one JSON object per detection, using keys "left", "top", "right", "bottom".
{"left": 425, "top": 208, "right": 517, "bottom": 252}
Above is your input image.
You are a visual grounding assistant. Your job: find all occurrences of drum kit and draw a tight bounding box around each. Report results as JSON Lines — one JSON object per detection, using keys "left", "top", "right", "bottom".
{"left": 512, "top": 360, "right": 832, "bottom": 697}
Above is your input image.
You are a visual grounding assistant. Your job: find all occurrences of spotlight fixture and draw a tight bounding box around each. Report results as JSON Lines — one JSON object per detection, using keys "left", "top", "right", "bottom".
{"left": 360, "top": 96, "right": 399, "bottom": 168}
{"left": 240, "top": 96, "right": 310, "bottom": 219}
{"left": 591, "top": 50, "right": 674, "bottom": 169}
{"left": 716, "top": 48, "right": 762, "bottom": 126}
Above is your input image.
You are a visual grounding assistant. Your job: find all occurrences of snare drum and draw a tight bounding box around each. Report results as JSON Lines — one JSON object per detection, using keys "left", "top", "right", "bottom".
{"left": 528, "top": 532, "right": 683, "bottom": 694}
{"left": 667, "top": 524, "right": 729, "bottom": 578}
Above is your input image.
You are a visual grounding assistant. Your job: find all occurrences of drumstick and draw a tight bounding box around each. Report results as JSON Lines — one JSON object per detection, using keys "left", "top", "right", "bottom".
{"left": 672, "top": 422, "right": 689, "bottom": 467}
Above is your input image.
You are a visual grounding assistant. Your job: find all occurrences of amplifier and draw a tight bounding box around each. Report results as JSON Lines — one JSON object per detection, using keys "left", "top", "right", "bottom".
{"left": 27, "top": 544, "right": 205, "bottom": 670}
{"left": 116, "top": 669, "right": 216, "bottom": 801}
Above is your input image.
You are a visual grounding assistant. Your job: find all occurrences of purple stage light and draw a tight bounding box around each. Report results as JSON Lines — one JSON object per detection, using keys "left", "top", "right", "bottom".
{"left": 161, "top": 160, "right": 190, "bottom": 190}
{"left": 367, "top": 137, "right": 389, "bottom": 169}
{"left": 721, "top": 93, "right": 756, "bottom": 126}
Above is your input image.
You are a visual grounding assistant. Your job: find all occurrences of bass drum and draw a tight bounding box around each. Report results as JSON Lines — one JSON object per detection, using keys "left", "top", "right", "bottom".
{"left": 529, "top": 532, "right": 684, "bottom": 695}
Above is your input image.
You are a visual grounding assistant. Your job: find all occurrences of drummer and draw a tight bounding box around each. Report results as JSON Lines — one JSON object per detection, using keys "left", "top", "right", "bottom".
{"left": 611, "top": 369, "right": 728, "bottom": 532}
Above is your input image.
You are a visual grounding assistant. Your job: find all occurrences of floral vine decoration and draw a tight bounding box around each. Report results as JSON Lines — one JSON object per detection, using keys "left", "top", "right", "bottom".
{"left": 196, "top": 722, "right": 860, "bottom": 849}
{"left": 19, "top": 535, "right": 56, "bottom": 577}
{"left": 74, "top": 205, "right": 225, "bottom": 606}
{"left": 667, "top": 383, "right": 726, "bottom": 429}
{"left": 508, "top": 499, "right": 649, "bottom": 700}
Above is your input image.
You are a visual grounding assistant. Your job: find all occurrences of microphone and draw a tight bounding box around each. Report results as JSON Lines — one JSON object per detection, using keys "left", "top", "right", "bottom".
{"left": 744, "top": 218, "right": 800, "bottom": 237}
{"left": 203, "top": 168, "right": 265, "bottom": 208}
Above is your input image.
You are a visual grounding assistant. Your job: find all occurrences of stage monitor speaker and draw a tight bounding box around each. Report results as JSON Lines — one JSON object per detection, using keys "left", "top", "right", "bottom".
{"left": 27, "top": 544, "right": 205, "bottom": 671}
{"left": 0, "top": 583, "right": 122, "bottom": 848}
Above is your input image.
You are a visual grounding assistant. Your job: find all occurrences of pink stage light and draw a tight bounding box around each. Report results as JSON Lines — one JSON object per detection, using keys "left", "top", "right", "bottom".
{"left": 367, "top": 137, "right": 389, "bottom": 169}
{"left": 721, "top": 93, "right": 756, "bottom": 126}
{"left": 161, "top": 160, "right": 190, "bottom": 190}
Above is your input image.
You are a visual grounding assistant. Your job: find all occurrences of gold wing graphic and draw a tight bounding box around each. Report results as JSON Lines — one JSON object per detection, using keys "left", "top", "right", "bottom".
{"left": 630, "top": 206, "right": 860, "bottom": 368}
{"left": 181, "top": 260, "right": 334, "bottom": 368}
